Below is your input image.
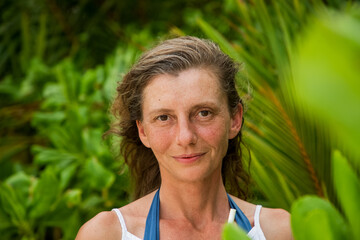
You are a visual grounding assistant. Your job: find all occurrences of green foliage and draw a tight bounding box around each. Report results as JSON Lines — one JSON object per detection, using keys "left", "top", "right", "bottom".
{"left": 291, "top": 196, "right": 349, "bottom": 240}
{"left": 0, "top": 0, "right": 225, "bottom": 79}
{"left": 222, "top": 223, "right": 251, "bottom": 240}
{"left": 333, "top": 151, "right": 360, "bottom": 239}
{"left": 290, "top": 150, "right": 360, "bottom": 240}
{"left": 292, "top": 8, "right": 360, "bottom": 163}
{"left": 290, "top": 7, "right": 360, "bottom": 240}
{"left": 0, "top": 45, "right": 138, "bottom": 239}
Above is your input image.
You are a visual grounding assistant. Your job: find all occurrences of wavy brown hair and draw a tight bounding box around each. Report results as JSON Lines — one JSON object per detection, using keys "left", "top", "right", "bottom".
{"left": 105, "top": 36, "right": 251, "bottom": 200}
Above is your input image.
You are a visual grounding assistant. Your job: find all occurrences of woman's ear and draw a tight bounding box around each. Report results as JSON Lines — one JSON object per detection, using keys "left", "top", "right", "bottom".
{"left": 136, "top": 120, "right": 150, "bottom": 148}
{"left": 228, "top": 103, "right": 243, "bottom": 139}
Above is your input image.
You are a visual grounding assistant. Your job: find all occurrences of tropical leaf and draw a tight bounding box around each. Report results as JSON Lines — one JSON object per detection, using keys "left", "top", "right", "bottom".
{"left": 291, "top": 196, "right": 349, "bottom": 240}
{"left": 292, "top": 10, "right": 360, "bottom": 163}
{"left": 222, "top": 223, "right": 251, "bottom": 240}
{"left": 333, "top": 150, "right": 360, "bottom": 239}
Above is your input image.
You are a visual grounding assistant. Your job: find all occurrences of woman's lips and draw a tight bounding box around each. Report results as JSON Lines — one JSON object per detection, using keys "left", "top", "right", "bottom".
{"left": 172, "top": 153, "right": 206, "bottom": 163}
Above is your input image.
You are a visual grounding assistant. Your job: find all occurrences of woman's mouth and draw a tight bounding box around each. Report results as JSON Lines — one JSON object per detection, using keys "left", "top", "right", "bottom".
{"left": 172, "top": 153, "right": 206, "bottom": 163}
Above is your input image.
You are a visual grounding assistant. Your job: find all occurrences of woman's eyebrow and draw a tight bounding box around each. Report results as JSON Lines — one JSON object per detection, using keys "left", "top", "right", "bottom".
{"left": 191, "top": 101, "right": 219, "bottom": 109}
{"left": 147, "top": 108, "right": 173, "bottom": 116}
{"left": 147, "top": 102, "right": 220, "bottom": 115}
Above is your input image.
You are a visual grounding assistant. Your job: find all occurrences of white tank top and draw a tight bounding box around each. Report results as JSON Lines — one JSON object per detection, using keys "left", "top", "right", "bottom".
{"left": 112, "top": 205, "right": 266, "bottom": 240}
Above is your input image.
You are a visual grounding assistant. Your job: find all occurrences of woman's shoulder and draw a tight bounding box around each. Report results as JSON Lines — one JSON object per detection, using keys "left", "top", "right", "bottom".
{"left": 231, "top": 196, "right": 293, "bottom": 240}
{"left": 257, "top": 206, "right": 293, "bottom": 240}
{"left": 117, "top": 191, "right": 157, "bottom": 237}
{"left": 76, "top": 191, "right": 156, "bottom": 240}
{"left": 75, "top": 210, "right": 121, "bottom": 240}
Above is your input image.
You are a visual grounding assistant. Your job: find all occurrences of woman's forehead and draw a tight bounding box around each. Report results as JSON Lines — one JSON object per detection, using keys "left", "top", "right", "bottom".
{"left": 141, "top": 68, "right": 227, "bottom": 111}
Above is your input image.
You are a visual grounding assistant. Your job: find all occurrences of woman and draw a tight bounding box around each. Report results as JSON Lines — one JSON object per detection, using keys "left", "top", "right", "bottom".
{"left": 76, "top": 36, "right": 293, "bottom": 240}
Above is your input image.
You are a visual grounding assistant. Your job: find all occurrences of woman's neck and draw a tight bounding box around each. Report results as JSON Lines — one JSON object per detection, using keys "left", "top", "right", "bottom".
{"left": 158, "top": 172, "right": 230, "bottom": 228}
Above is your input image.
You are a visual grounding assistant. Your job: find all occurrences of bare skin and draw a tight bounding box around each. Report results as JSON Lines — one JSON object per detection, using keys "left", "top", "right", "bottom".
{"left": 76, "top": 68, "right": 293, "bottom": 240}
{"left": 76, "top": 190, "right": 293, "bottom": 240}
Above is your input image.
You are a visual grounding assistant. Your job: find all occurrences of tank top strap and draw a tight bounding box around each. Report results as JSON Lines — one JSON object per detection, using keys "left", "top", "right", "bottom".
{"left": 227, "top": 194, "right": 252, "bottom": 232}
{"left": 254, "top": 205, "right": 262, "bottom": 227}
{"left": 112, "top": 208, "right": 127, "bottom": 239}
{"left": 143, "top": 189, "right": 160, "bottom": 240}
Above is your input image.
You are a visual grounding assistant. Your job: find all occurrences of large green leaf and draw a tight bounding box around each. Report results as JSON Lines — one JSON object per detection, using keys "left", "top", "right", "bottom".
{"left": 292, "top": 10, "right": 360, "bottom": 163}
{"left": 222, "top": 223, "right": 251, "bottom": 240}
{"left": 291, "top": 196, "right": 349, "bottom": 240}
{"left": 333, "top": 150, "right": 360, "bottom": 239}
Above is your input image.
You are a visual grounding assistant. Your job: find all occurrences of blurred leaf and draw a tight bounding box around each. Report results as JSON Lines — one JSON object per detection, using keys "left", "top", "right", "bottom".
{"left": 291, "top": 196, "right": 349, "bottom": 240}
{"left": 333, "top": 150, "right": 360, "bottom": 239}
{"left": 63, "top": 189, "right": 82, "bottom": 207}
{"left": 29, "top": 167, "right": 60, "bottom": 219}
{"left": 46, "top": 124, "right": 81, "bottom": 152}
{"left": 82, "top": 195, "right": 104, "bottom": 210}
{"left": 249, "top": 152, "right": 296, "bottom": 209}
{"left": 196, "top": 17, "right": 242, "bottom": 62}
{"left": 293, "top": 10, "right": 360, "bottom": 162}
{"left": 0, "top": 183, "right": 26, "bottom": 225}
{"left": 82, "top": 157, "right": 115, "bottom": 190}
{"left": 43, "top": 201, "right": 81, "bottom": 240}
{"left": 82, "top": 128, "right": 103, "bottom": 156}
{"left": 59, "top": 210, "right": 81, "bottom": 240}
{"left": 40, "top": 82, "right": 67, "bottom": 108}
{"left": 222, "top": 223, "right": 251, "bottom": 240}
{"left": 0, "top": 204, "right": 14, "bottom": 231}
{"left": 5, "top": 171, "right": 31, "bottom": 208}
{"left": 60, "top": 163, "right": 78, "bottom": 190}
{"left": 32, "top": 110, "right": 66, "bottom": 123}
{"left": 32, "top": 145, "right": 76, "bottom": 167}
{"left": 54, "top": 59, "right": 81, "bottom": 104}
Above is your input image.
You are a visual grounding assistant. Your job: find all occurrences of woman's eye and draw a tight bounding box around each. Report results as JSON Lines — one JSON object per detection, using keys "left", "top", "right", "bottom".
{"left": 198, "top": 110, "right": 211, "bottom": 117}
{"left": 157, "top": 115, "right": 169, "bottom": 121}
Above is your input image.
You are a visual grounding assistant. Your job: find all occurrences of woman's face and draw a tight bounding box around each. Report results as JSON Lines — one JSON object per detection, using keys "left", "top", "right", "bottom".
{"left": 136, "top": 68, "right": 242, "bottom": 183}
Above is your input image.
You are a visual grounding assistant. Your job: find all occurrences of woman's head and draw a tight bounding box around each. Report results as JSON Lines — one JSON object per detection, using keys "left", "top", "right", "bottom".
{"left": 107, "top": 36, "right": 250, "bottom": 199}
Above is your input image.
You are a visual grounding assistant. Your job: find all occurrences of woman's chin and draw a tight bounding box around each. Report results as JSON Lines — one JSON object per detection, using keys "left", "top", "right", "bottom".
{"left": 164, "top": 166, "right": 220, "bottom": 185}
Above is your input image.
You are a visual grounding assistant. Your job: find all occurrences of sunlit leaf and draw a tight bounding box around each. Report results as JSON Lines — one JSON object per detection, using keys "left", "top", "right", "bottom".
{"left": 333, "top": 150, "right": 360, "bottom": 239}
{"left": 291, "top": 196, "right": 349, "bottom": 240}
{"left": 293, "top": 11, "right": 360, "bottom": 162}
{"left": 222, "top": 223, "right": 251, "bottom": 240}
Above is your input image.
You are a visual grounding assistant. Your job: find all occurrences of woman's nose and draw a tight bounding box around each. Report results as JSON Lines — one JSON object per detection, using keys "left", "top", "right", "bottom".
{"left": 176, "top": 118, "right": 197, "bottom": 146}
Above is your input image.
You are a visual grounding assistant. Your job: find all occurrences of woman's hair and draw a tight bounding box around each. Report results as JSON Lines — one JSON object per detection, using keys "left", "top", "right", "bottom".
{"left": 106, "top": 36, "right": 250, "bottom": 200}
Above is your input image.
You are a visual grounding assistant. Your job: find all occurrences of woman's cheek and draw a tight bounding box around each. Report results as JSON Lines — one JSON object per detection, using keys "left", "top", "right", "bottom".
{"left": 148, "top": 127, "right": 174, "bottom": 151}
{"left": 199, "top": 123, "right": 227, "bottom": 143}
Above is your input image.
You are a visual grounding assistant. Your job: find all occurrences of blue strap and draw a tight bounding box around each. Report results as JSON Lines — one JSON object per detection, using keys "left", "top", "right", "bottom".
{"left": 227, "top": 193, "right": 252, "bottom": 231}
{"left": 143, "top": 190, "right": 160, "bottom": 240}
{"left": 143, "top": 189, "right": 251, "bottom": 240}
